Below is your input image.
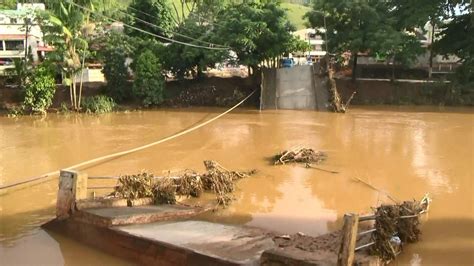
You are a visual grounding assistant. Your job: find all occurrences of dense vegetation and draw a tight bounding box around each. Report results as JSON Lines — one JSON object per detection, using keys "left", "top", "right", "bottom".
{"left": 305, "top": 0, "right": 473, "bottom": 82}
{"left": 23, "top": 63, "right": 56, "bottom": 114}
{"left": 3, "top": 0, "right": 472, "bottom": 115}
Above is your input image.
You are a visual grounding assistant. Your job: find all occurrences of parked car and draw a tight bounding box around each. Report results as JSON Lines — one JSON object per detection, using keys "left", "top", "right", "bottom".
{"left": 281, "top": 58, "right": 295, "bottom": 68}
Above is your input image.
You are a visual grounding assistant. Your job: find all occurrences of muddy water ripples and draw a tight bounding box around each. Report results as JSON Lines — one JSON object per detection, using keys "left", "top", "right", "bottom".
{"left": 0, "top": 106, "right": 473, "bottom": 265}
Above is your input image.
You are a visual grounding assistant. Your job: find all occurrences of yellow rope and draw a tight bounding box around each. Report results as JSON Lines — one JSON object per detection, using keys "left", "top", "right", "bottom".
{"left": 0, "top": 90, "right": 256, "bottom": 193}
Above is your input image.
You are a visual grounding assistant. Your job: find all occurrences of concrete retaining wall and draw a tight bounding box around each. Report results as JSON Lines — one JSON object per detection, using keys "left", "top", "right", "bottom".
{"left": 336, "top": 78, "right": 473, "bottom": 105}
{"left": 260, "top": 65, "right": 329, "bottom": 110}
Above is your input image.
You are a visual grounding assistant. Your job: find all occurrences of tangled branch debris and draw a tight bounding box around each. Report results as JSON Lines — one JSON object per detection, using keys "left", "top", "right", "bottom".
{"left": 112, "top": 171, "right": 154, "bottom": 200}
{"left": 274, "top": 147, "right": 327, "bottom": 165}
{"left": 202, "top": 160, "right": 256, "bottom": 207}
{"left": 369, "top": 195, "right": 431, "bottom": 262}
{"left": 320, "top": 55, "right": 355, "bottom": 113}
{"left": 111, "top": 160, "right": 256, "bottom": 207}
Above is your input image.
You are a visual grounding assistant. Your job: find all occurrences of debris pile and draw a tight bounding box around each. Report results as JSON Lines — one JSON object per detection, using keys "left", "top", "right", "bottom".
{"left": 202, "top": 160, "right": 256, "bottom": 206}
{"left": 111, "top": 160, "right": 256, "bottom": 207}
{"left": 369, "top": 196, "right": 430, "bottom": 262}
{"left": 112, "top": 171, "right": 154, "bottom": 200}
{"left": 274, "top": 147, "right": 327, "bottom": 165}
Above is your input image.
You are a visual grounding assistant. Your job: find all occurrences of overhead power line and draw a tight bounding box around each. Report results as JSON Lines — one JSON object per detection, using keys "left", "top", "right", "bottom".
{"left": 125, "top": 5, "right": 227, "bottom": 43}
{"left": 66, "top": 1, "right": 230, "bottom": 50}
{"left": 117, "top": 6, "right": 228, "bottom": 48}
{"left": 127, "top": 4, "right": 216, "bottom": 28}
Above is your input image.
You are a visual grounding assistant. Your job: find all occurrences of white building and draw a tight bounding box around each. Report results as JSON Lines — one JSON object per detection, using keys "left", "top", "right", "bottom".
{"left": 0, "top": 3, "right": 52, "bottom": 73}
{"left": 292, "top": 28, "right": 327, "bottom": 65}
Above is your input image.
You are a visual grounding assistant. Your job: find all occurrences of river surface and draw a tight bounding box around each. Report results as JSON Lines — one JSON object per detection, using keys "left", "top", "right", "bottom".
{"left": 0, "top": 106, "right": 473, "bottom": 265}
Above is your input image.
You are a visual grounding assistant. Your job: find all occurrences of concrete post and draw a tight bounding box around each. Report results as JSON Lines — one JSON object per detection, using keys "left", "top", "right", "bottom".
{"left": 56, "top": 170, "right": 88, "bottom": 220}
{"left": 337, "top": 213, "right": 359, "bottom": 266}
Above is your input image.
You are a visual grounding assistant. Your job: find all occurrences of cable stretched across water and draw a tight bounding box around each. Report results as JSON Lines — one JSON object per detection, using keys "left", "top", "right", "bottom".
{"left": 0, "top": 90, "right": 256, "bottom": 194}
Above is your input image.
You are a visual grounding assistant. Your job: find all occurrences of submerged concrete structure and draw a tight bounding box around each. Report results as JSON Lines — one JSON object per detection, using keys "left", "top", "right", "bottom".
{"left": 44, "top": 170, "right": 382, "bottom": 265}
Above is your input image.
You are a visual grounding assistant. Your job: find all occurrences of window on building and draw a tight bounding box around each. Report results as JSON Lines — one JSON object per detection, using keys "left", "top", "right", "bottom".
{"left": 5, "top": 40, "right": 24, "bottom": 51}
{"left": 10, "top": 18, "right": 17, "bottom": 24}
{"left": 0, "top": 41, "right": 3, "bottom": 51}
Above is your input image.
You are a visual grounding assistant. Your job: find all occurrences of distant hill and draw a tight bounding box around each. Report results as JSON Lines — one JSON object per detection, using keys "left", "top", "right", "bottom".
{"left": 119, "top": 0, "right": 311, "bottom": 30}
{"left": 281, "top": 2, "right": 311, "bottom": 30}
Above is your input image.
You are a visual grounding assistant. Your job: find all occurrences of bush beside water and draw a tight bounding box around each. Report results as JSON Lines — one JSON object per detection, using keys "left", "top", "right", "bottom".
{"left": 132, "top": 49, "right": 165, "bottom": 106}
{"left": 23, "top": 64, "right": 56, "bottom": 114}
{"left": 81, "top": 95, "right": 116, "bottom": 114}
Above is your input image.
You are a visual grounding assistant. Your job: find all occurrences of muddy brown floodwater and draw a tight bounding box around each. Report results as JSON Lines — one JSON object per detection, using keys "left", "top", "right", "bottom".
{"left": 0, "top": 106, "right": 473, "bottom": 265}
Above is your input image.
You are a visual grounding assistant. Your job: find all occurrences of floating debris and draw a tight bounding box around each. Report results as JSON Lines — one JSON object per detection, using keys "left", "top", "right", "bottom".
{"left": 369, "top": 195, "right": 431, "bottom": 262}
{"left": 174, "top": 171, "right": 203, "bottom": 198}
{"left": 201, "top": 160, "right": 256, "bottom": 207}
{"left": 274, "top": 147, "right": 327, "bottom": 165}
{"left": 112, "top": 171, "right": 154, "bottom": 201}
{"left": 111, "top": 160, "right": 256, "bottom": 207}
{"left": 153, "top": 177, "right": 177, "bottom": 204}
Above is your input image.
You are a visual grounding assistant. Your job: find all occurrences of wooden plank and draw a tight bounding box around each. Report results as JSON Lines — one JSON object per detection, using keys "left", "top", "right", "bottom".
{"left": 337, "top": 213, "right": 359, "bottom": 266}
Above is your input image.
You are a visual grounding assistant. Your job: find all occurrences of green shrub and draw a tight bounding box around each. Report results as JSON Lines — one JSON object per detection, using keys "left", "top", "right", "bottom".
{"left": 59, "top": 102, "right": 70, "bottom": 113}
{"left": 81, "top": 95, "right": 116, "bottom": 114}
{"left": 132, "top": 49, "right": 165, "bottom": 106}
{"left": 23, "top": 64, "right": 56, "bottom": 114}
{"left": 7, "top": 106, "right": 24, "bottom": 118}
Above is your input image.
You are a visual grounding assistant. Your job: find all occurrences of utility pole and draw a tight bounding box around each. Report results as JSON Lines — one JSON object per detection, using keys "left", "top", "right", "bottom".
{"left": 24, "top": 18, "right": 30, "bottom": 61}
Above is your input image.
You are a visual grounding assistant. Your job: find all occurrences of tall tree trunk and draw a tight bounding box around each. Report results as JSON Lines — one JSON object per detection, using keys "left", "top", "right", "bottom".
{"left": 325, "top": 56, "right": 345, "bottom": 113}
{"left": 428, "top": 20, "right": 435, "bottom": 79}
{"left": 391, "top": 56, "right": 396, "bottom": 82}
{"left": 352, "top": 52, "right": 358, "bottom": 82}
{"left": 72, "top": 76, "right": 77, "bottom": 110}
{"left": 69, "top": 76, "right": 73, "bottom": 108}
{"left": 78, "top": 51, "right": 86, "bottom": 109}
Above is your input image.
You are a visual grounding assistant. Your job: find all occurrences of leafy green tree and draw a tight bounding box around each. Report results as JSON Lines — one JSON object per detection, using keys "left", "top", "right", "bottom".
{"left": 39, "top": 0, "right": 93, "bottom": 110}
{"left": 162, "top": 0, "right": 228, "bottom": 79}
{"left": 306, "top": 0, "right": 401, "bottom": 81}
{"left": 132, "top": 49, "right": 165, "bottom": 106}
{"left": 100, "top": 32, "right": 133, "bottom": 101}
{"left": 126, "top": 0, "right": 175, "bottom": 39}
{"left": 388, "top": 0, "right": 471, "bottom": 78}
{"left": 0, "top": 0, "right": 16, "bottom": 9}
{"left": 214, "top": 1, "right": 298, "bottom": 73}
{"left": 434, "top": 12, "right": 474, "bottom": 83}
{"left": 23, "top": 63, "right": 56, "bottom": 114}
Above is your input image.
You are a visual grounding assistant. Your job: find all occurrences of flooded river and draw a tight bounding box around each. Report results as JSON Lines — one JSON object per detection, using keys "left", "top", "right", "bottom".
{"left": 0, "top": 107, "right": 473, "bottom": 265}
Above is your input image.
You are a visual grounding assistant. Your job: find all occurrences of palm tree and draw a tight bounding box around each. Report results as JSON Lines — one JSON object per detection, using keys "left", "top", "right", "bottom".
{"left": 39, "top": 0, "right": 93, "bottom": 110}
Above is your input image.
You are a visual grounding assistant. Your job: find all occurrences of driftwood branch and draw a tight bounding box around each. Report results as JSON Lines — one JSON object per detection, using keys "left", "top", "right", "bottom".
{"left": 352, "top": 177, "right": 399, "bottom": 203}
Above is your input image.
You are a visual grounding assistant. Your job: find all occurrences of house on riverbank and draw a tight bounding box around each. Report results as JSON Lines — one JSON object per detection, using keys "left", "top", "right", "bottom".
{"left": 0, "top": 3, "right": 53, "bottom": 74}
